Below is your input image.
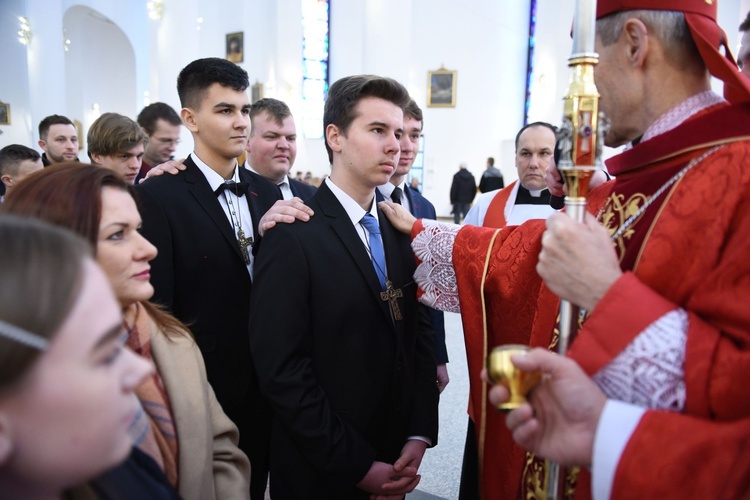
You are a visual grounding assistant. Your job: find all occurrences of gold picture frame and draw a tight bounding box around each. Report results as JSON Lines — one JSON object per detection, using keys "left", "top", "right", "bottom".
{"left": 0, "top": 101, "right": 10, "bottom": 125}
{"left": 226, "top": 32, "right": 244, "bottom": 63}
{"left": 73, "top": 119, "right": 84, "bottom": 150}
{"left": 427, "top": 67, "right": 457, "bottom": 108}
{"left": 251, "top": 82, "right": 264, "bottom": 103}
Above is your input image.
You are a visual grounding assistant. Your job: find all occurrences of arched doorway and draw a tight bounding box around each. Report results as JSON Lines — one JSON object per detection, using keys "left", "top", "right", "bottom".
{"left": 63, "top": 5, "right": 136, "bottom": 152}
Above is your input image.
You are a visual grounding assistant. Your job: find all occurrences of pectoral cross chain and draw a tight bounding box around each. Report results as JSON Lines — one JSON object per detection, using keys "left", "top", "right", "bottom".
{"left": 237, "top": 229, "right": 253, "bottom": 264}
{"left": 380, "top": 280, "right": 403, "bottom": 321}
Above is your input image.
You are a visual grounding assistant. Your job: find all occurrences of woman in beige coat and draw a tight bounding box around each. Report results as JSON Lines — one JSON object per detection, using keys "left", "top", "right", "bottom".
{"left": 3, "top": 164, "right": 251, "bottom": 500}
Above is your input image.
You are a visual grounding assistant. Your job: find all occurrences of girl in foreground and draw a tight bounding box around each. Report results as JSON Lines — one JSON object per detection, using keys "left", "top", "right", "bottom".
{"left": 0, "top": 215, "right": 155, "bottom": 498}
{"left": 3, "top": 164, "right": 251, "bottom": 499}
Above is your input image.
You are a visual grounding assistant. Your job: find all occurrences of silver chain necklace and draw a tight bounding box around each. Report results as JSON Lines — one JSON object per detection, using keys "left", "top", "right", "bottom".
{"left": 606, "top": 145, "right": 722, "bottom": 241}
{"left": 579, "top": 145, "right": 722, "bottom": 322}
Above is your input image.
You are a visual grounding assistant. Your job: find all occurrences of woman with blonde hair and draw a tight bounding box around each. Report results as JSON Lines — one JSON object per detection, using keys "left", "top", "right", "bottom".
{"left": 3, "top": 164, "right": 251, "bottom": 500}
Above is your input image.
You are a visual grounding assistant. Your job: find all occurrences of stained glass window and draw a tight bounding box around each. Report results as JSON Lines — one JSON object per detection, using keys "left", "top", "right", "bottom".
{"left": 301, "top": 0, "right": 330, "bottom": 139}
{"left": 524, "top": 0, "right": 537, "bottom": 125}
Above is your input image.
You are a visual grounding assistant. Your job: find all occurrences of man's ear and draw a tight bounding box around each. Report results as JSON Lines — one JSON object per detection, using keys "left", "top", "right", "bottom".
{"left": 0, "top": 413, "right": 14, "bottom": 466}
{"left": 37, "top": 140, "right": 47, "bottom": 152}
{"left": 90, "top": 152, "right": 105, "bottom": 165}
{"left": 325, "top": 124, "right": 343, "bottom": 155}
{"left": 621, "top": 18, "right": 649, "bottom": 68}
{"left": 181, "top": 108, "right": 198, "bottom": 133}
{"left": 1, "top": 174, "right": 13, "bottom": 188}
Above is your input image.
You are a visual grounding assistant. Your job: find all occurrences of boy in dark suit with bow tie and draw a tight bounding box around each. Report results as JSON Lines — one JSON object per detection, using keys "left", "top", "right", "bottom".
{"left": 137, "top": 57, "right": 299, "bottom": 499}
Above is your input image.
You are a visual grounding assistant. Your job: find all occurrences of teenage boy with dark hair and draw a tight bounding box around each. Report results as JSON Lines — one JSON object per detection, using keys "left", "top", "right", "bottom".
{"left": 136, "top": 57, "right": 295, "bottom": 499}
{"left": 250, "top": 75, "right": 439, "bottom": 499}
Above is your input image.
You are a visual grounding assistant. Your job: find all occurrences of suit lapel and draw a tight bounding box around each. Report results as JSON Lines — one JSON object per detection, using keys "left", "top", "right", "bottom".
{"left": 289, "top": 177, "right": 300, "bottom": 198}
{"left": 239, "top": 168, "right": 281, "bottom": 237}
{"left": 405, "top": 185, "right": 419, "bottom": 215}
{"left": 183, "top": 158, "right": 245, "bottom": 262}
{"left": 316, "top": 184, "right": 393, "bottom": 324}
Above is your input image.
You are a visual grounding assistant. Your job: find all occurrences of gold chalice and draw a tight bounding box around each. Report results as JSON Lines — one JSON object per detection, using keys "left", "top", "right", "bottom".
{"left": 487, "top": 344, "right": 541, "bottom": 411}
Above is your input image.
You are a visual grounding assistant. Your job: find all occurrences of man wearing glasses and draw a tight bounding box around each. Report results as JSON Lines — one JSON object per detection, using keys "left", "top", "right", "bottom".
{"left": 136, "top": 102, "right": 182, "bottom": 183}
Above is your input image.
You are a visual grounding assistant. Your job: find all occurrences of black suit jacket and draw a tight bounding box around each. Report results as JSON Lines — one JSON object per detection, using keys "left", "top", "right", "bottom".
{"left": 289, "top": 177, "right": 317, "bottom": 199}
{"left": 249, "top": 182, "right": 439, "bottom": 499}
{"left": 135, "top": 156, "right": 280, "bottom": 409}
{"left": 377, "top": 186, "right": 449, "bottom": 364}
{"left": 241, "top": 165, "right": 317, "bottom": 201}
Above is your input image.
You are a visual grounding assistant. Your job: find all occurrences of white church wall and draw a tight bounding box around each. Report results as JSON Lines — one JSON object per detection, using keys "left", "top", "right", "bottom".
{"left": 0, "top": 0, "right": 745, "bottom": 206}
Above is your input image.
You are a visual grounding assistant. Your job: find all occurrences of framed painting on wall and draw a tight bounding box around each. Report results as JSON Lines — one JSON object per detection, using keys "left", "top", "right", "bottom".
{"left": 0, "top": 102, "right": 10, "bottom": 125}
{"left": 226, "top": 32, "right": 244, "bottom": 63}
{"left": 73, "top": 120, "right": 84, "bottom": 150}
{"left": 251, "top": 82, "right": 264, "bottom": 103}
{"left": 427, "top": 68, "right": 457, "bottom": 108}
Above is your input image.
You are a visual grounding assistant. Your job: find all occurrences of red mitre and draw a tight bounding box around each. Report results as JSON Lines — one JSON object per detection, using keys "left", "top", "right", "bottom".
{"left": 595, "top": 0, "right": 750, "bottom": 104}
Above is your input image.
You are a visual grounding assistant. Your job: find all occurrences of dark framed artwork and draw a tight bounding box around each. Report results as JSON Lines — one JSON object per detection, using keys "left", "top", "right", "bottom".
{"left": 427, "top": 68, "right": 457, "bottom": 108}
{"left": 251, "top": 82, "right": 263, "bottom": 103}
{"left": 226, "top": 32, "right": 244, "bottom": 63}
{"left": 0, "top": 102, "right": 9, "bottom": 125}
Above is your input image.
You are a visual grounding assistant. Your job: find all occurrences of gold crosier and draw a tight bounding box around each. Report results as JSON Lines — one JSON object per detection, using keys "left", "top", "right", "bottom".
{"left": 544, "top": 0, "right": 607, "bottom": 498}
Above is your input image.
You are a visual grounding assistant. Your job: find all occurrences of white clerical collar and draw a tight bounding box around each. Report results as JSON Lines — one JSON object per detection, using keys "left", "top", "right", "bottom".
{"left": 325, "top": 177, "right": 378, "bottom": 227}
{"left": 192, "top": 152, "right": 239, "bottom": 191}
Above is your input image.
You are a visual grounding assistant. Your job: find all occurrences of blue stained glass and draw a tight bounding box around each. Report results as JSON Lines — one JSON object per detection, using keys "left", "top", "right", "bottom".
{"left": 303, "top": 79, "right": 326, "bottom": 100}
{"left": 524, "top": 0, "right": 538, "bottom": 125}
{"left": 303, "top": 60, "right": 328, "bottom": 80}
{"left": 303, "top": 41, "right": 329, "bottom": 60}
{"left": 302, "top": 0, "right": 329, "bottom": 138}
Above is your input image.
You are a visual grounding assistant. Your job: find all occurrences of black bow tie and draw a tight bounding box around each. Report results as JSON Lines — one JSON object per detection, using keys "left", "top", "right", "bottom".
{"left": 215, "top": 181, "right": 249, "bottom": 197}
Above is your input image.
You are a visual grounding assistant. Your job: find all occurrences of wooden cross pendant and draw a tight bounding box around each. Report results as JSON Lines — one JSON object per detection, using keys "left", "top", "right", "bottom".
{"left": 380, "top": 280, "right": 403, "bottom": 321}
{"left": 237, "top": 229, "right": 253, "bottom": 264}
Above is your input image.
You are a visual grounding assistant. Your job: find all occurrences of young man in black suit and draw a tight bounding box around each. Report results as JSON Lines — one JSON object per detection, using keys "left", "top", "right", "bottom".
{"left": 136, "top": 57, "right": 301, "bottom": 499}
{"left": 376, "top": 99, "right": 450, "bottom": 394}
{"left": 244, "top": 98, "right": 317, "bottom": 201}
{"left": 249, "top": 75, "right": 439, "bottom": 499}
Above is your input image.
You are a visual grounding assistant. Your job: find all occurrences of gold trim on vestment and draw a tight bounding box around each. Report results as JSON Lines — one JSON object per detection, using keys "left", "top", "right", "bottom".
{"left": 478, "top": 227, "right": 505, "bottom": 489}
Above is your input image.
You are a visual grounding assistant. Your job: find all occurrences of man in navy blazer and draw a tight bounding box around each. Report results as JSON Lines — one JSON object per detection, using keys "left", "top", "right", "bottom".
{"left": 250, "top": 75, "right": 438, "bottom": 499}
{"left": 244, "top": 98, "right": 317, "bottom": 201}
{"left": 376, "top": 99, "right": 449, "bottom": 393}
{"left": 136, "top": 57, "right": 289, "bottom": 499}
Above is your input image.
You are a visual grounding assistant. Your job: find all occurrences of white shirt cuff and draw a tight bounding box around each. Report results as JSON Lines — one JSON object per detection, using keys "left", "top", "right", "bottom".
{"left": 592, "top": 400, "right": 645, "bottom": 500}
{"left": 407, "top": 436, "right": 432, "bottom": 446}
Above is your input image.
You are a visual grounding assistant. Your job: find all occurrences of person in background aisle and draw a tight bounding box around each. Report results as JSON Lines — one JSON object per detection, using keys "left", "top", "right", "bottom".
{"left": 478, "top": 156, "right": 504, "bottom": 193}
{"left": 449, "top": 162, "right": 476, "bottom": 223}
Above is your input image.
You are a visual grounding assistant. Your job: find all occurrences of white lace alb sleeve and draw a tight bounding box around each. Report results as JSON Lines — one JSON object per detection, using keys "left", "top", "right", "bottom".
{"left": 412, "top": 220, "right": 461, "bottom": 313}
{"left": 592, "top": 308, "right": 688, "bottom": 411}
